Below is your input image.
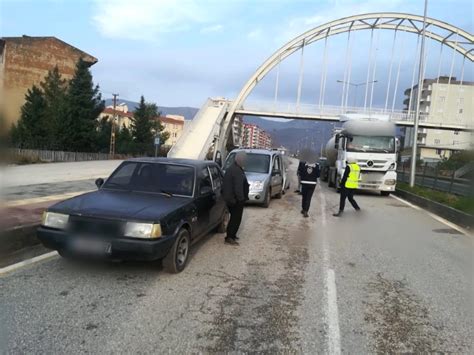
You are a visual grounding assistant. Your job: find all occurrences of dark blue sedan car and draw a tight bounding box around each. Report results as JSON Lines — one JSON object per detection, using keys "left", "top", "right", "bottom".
{"left": 37, "top": 158, "right": 229, "bottom": 273}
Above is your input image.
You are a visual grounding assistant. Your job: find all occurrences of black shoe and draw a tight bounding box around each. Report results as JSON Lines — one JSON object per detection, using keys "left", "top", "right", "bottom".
{"left": 303, "top": 211, "right": 309, "bottom": 218}
{"left": 333, "top": 211, "right": 343, "bottom": 217}
{"left": 355, "top": 208, "right": 361, "bottom": 211}
{"left": 294, "top": 190, "right": 300, "bottom": 193}
{"left": 300, "top": 210, "right": 304, "bottom": 214}
{"left": 234, "top": 236, "right": 240, "bottom": 240}
{"left": 225, "top": 238, "right": 239, "bottom": 246}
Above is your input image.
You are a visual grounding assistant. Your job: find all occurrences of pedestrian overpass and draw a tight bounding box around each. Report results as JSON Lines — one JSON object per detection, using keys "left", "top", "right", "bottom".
{"left": 168, "top": 13, "right": 473, "bottom": 161}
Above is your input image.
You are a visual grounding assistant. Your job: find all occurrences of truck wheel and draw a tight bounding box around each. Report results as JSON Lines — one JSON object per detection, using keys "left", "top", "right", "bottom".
{"left": 381, "top": 191, "right": 391, "bottom": 196}
{"left": 262, "top": 189, "right": 271, "bottom": 208}
{"left": 217, "top": 209, "right": 230, "bottom": 233}
{"left": 163, "top": 228, "right": 190, "bottom": 273}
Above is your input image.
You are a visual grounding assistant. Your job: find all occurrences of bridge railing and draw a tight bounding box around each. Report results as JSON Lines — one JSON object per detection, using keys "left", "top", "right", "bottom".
{"left": 239, "top": 101, "right": 469, "bottom": 126}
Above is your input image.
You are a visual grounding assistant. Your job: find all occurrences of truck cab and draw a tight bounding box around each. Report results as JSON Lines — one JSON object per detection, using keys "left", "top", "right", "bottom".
{"left": 325, "top": 115, "right": 399, "bottom": 195}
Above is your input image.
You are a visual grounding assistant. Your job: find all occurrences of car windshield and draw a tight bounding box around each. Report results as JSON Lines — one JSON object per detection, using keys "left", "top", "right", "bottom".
{"left": 103, "top": 162, "right": 195, "bottom": 196}
{"left": 225, "top": 153, "right": 271, "bottom": 174}
{"left": 346, "top": 136, "right": 395, "bottom": 153}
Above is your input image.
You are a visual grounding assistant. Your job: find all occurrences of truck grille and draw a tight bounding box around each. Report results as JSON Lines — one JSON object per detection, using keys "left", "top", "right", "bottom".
{"left": 357, "top": 159, "right": 387, "bottom": 169}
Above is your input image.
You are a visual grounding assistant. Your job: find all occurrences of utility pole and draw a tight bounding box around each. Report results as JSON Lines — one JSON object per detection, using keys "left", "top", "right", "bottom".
{"left": 409, "top": 0, "right": 428, "bottom": 187}
{"left": 109, "top": 93, "right": 119, "bottom": 157}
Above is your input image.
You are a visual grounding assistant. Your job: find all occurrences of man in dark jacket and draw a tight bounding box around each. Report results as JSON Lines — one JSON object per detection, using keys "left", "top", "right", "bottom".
{"left": 223, "top": 151, "right": 249, "bottom": 245}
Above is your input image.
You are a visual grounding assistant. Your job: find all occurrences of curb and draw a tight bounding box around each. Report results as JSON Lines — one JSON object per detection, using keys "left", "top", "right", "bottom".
{"left": 394, "top": 189, "right": 473, "bottom": 229}
{"left": 0, "top": 223, "right": 41, "bottom": 259}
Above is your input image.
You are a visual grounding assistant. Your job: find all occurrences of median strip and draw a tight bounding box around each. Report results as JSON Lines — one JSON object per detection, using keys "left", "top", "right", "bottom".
{"left": 5, "top": 190, "right": 92, "bottom": 207}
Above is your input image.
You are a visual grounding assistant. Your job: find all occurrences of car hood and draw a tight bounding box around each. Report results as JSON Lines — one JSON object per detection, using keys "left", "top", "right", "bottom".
{"left": 245, "top": 172, "right": 269, "bottom": 182}
{"left": 49, "top": 189, "right": 191, "bottom": 221}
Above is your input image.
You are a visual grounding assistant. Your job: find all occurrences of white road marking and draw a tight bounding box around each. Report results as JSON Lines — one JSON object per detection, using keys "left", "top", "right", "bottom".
{"left": 5, "top": 191, "right": 92, "bottom": 207}
{"left": 320, "top": 190, "right": 342, "bottom": 355}
{"left": 391, "top": 195, "right": 471, "bottom": 237}
{"left": 0, "top": 251, "right": 58, "bottom": 276}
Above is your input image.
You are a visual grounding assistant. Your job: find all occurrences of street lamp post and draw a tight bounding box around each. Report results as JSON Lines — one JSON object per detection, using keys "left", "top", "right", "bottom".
{"left": 336, "top": 80, "right": 377, "bottom": 108}
{"left": 409, "top": 0, "right": 428, "bottom": 187}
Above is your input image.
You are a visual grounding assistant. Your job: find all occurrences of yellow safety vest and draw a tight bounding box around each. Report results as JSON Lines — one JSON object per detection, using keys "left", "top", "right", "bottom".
{"left": 345, "top": 163, "right": 361, "bottom": 189}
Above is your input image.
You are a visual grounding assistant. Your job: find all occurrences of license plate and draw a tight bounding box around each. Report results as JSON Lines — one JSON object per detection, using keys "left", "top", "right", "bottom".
{"left": 70, "top": 237, "right": 112, "bottom": 255}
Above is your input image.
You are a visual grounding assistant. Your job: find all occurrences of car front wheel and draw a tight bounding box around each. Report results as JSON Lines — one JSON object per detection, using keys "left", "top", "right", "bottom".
{"left": 163, "top": 228, "right": 190, "bottom": 273}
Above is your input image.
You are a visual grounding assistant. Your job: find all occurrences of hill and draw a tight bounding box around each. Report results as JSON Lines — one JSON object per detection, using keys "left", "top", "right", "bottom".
{"left": 104, "top": 98, "right": 199, "bottom": 120}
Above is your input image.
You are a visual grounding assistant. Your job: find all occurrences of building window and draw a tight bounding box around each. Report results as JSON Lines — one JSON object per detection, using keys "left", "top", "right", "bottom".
{"left": 436, "top": 149, "right": 442, "bottom": 155}
{"left": 434, "top": 139, "right": 440, "bottom": 144}
{"left": 454, "top": 131, "right": 459, "bottom": 135}
{"left": 438, "top": 96, "right": 445, "bottom": 103}
{"left": 458, "top": 108, "right": 463, "bottom": 114}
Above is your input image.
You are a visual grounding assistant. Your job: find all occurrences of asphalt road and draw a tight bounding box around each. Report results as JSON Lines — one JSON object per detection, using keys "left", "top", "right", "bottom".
{"left": 2, "top": 160, "right": 122, "bottom": 202}
{"left": 1, "top": 163, "right": 472, "bottom": 353}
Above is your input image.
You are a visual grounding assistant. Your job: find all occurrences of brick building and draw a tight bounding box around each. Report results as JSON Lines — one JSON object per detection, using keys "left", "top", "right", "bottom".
{"left": 0, "top": 36, "right": 97, "bottom": 126}
{"left": 242, "top": 123, "right": 272, "bottom": 149}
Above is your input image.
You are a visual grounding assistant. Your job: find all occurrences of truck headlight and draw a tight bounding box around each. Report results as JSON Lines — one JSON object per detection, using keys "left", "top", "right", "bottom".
{"left": 385, "top": 179, "right": 396, "bottom": 186}
{"left": 388, "top": 163, "right": 396, "bottom": 170}
{"left": 124, "top": 222, "right": 162, "bottom": 239}
{"left": 41, "top": 212, "right": 69, "bottom": 229}
{"left": 249, "top": 180, "right": 264, "bottom": 191}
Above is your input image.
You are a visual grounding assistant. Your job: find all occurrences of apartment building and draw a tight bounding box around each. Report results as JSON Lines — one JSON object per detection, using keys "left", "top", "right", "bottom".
{"left": 403, "top": 76, "right": 473, "bottom": 161}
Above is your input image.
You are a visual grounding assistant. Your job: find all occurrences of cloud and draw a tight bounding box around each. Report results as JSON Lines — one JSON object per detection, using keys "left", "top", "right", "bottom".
{"left": 200, "top": 24, "right": 223, "bottom": 34}
{"left": 92, "top": 0, "right": 210, "bottom": 41}
{"left": 277, "top": 0, "right": 409, "bottom": 43}
{"left": 247, "top": 28, "right": 263, "bottom": 40}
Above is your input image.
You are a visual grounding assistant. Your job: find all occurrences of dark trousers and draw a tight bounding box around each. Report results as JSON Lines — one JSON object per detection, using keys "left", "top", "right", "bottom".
{"left": 339, "top": 187, "right": 360, "bottom": 211}
{"left": 226, "top": 203, "right": 244, "bottom": 239}
{"left": 301, "top": 184, "right": 316, "bottom": 212}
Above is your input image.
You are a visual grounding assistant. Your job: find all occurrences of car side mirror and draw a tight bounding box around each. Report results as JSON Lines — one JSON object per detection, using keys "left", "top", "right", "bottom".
{"left": 95, "top": 178, "right": 104, "bottom": 189}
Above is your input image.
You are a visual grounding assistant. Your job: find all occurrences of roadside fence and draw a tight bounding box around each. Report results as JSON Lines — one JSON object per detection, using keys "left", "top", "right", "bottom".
{"left": 7, "top": 148, "right": 130, "bottom": 163}
{"left": 397, "top": 161, "right": 472, "bottom": 196}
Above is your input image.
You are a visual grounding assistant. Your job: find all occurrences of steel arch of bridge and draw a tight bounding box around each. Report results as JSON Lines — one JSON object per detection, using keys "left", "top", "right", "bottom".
{"left": 226, "top": 12, "right": 473, "bottom": 122}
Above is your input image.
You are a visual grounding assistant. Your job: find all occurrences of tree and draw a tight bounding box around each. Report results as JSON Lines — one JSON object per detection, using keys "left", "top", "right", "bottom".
{"left": 61, "top": 58, "right": 104, "bottom": 151}
{"left": 116, "top": 124, "right": 134, "bottom": 154}
{"left": 11, "top": 85, "right": 48, "bottom": 148}
{"left": 40, "top": 66, "right": 67, "bottom": 149}
{"left": 96, "top": 116, "right": 112, "bottom": 153}
{"left": 130, "top": 96, "right": 168, "bottom": 155}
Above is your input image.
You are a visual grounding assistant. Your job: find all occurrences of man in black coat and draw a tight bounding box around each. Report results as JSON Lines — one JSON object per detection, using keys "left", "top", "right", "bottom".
{"left": 223, "top": 151, "right": 249, "bottom": 245}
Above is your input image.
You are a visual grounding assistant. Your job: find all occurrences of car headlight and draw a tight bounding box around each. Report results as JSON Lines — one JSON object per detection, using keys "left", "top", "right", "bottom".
{"left": 385, "top": 179, "right": 397, "bottom": 185}
{"left": 388, "top": 163, "right": 396, "bottom": 170}
{"left": 249, "top": 180, "right": 265, "bottom": 191}
{"left": 42, "top": 212, "right": 69, "bottom": 229}
{"left": 124, "top": 222, "right": 162, "bottom": 239}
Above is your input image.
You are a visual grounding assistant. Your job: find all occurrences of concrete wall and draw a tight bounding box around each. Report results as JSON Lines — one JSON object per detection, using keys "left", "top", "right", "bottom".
{"left": 0, "top": 36, "right": 97, "bottom": 126}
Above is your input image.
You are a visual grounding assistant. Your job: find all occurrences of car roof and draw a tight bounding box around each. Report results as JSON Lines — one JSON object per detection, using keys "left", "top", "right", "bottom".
{"left": 229, "top": 148, "right": 277, "bottom": 156}
{"left": 125, "top": 157, "right": 217, "bottom": 168}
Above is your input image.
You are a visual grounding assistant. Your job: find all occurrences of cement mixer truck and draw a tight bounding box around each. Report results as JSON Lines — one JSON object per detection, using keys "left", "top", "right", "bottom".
{"left": 322, "top": 114, "right": 399, "bottom": 196}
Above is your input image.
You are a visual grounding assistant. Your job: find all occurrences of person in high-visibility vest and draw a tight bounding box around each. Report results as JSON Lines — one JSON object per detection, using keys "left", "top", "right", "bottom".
{"left": 333, "top": 157, "right": 361, "bottom": 217}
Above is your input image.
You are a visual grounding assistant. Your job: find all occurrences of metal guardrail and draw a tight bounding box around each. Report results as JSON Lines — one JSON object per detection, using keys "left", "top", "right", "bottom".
{"left": 397, "top": 165, "right": 472, "bottom": 196}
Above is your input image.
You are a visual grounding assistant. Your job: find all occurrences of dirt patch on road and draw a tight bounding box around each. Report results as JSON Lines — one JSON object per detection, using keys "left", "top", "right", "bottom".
{"left": 364, "top": 273, "right": 448, "bottom": 353}
{"left": 201, "top": 199, "right": 310, "bottom": 353}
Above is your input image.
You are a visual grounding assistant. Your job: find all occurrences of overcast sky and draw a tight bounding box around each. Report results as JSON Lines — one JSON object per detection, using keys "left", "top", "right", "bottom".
{"left": 1, "top": 0, "right": 472, "bottom": 109}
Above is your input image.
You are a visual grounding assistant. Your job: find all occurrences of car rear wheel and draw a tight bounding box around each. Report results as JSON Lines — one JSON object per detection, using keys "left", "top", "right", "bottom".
{"left": 163, "top": 228, "right": 190, "bottom": 273}
{"left": 217, "top": 208, "right": 230, "bottom": 233}
{"left": 275, "top": 188, "right": 283, "bottom": 199}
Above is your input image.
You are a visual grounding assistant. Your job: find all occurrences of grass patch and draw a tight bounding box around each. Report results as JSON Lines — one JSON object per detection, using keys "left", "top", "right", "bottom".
{"left": 397, "top": 182, "right": 473, "bottom": 215}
